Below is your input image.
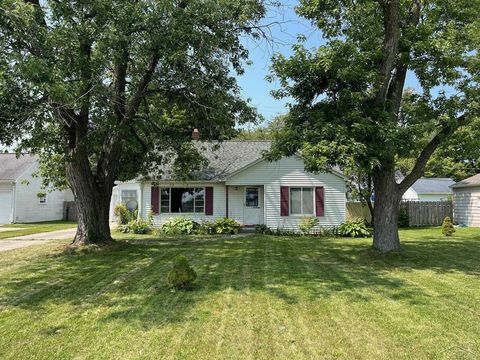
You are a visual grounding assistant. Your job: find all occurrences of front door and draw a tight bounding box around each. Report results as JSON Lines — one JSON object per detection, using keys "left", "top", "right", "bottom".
{"left": 244, "top": 187, "right": 262, "bottom": 225}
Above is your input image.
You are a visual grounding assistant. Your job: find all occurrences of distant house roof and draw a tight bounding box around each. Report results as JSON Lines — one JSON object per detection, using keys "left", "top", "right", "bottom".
{"left": 151, "top": 140, "right": 343, "bottom": 181}
{"left": 0, "top": 153, "right": 37, "bottom": 181}
{"left": 410, "top": 178, "right": 455, "bottom": 194}
{"left": 451, "top": 173, "right": 480, "bottom": 189}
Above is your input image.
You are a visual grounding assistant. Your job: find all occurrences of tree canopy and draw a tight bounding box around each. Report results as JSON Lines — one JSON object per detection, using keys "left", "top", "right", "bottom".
{"left": 0, "top": 0, "right": 265, "bottom": 243}
{"left": 268, "top": 0, "right": 480, "bottom": 252}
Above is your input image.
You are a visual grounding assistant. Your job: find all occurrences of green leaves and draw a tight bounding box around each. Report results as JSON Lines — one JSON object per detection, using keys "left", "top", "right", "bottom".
{"left": 269, "top": 0, "right": 479, "bottom": 178}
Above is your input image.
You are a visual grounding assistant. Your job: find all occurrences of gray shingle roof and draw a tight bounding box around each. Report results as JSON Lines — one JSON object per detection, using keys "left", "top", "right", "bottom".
{"left": 410, "top": 178, "right": 455, "bottom": 194}
{"left": 0, "top": 153, "right": 37, "bottom": 181}
{"left": 155, "top": 141, "right": 272, "bottom": 181}
{"left": 451, "top": 173, "right": 480, "bottom": 189}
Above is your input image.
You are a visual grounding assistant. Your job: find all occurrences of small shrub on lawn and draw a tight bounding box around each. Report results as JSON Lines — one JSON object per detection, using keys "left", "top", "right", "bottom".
{"left": 338, "top": 218, "right": 371, "bottom": 238}
{"left": 167, "top": 255, "right": 197, "bottom": 290}
{"left": 161, "top": 217, "right": 199, "bottom": 235}
{"left": 214, "top": 218, "right": 241, "bottom": 234}
{"left": 197, "top": 221, "right": 217, "bottom": 235}
{"left": 255, "top": 224, "right": 272, "bottom": 234}
{"left": 442, "top": 216, "right": 455, "bottom": 236}
{"left": 299, "top": 216, "right": 319, "bottom": 235}
{"left": 114, "top": 204, "right": 137, "bottom": 225}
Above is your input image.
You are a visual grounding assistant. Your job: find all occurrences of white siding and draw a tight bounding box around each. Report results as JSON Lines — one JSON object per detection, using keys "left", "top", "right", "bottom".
{"left": 0, "top": 182, "right": 14, "bottom": 224}
{"left": 226, "top": 156, "right": 346, "bottom": 230}
{"left": 402, "top": 188, "right": 418, "bottom": 201}
{"left": 14, "top": 163, "right": 74, "bottom": 223}
{"left": 141, "top": 182, "right": 226, "bottom": 226}
{"left": 453, "top": 187, "right": 480, "bottom": 227}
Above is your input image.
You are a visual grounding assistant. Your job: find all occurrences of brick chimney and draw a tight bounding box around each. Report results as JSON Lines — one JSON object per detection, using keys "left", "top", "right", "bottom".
{"left": 192, "top": 128, "right": 200, "bottom": 140}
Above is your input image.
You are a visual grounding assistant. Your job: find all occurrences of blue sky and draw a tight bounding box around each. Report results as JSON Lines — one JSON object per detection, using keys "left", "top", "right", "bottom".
{"left": 237, "top": 1, "right": 422, "bottom": 128}
{"left": 237, "top": 1, "right": 319, "bottom": 127}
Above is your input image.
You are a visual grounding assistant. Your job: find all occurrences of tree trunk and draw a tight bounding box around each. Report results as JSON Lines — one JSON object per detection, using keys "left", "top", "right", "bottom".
{"left": 67, "top": 157, "right": 114, "bottom": 245}
{"left": 372, "top": 166, "right": 401, "bottom": 253}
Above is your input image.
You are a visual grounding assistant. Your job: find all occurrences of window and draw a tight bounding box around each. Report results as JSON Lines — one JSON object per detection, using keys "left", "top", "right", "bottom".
{"left": 38, "top": 194, "right": 46, "bottom": 204}
{"left": 245, "top": 187, "right": 259, "bottom": 207}
{"left": 121, "top": 190, "right": 138, "bottom": 211}
{"left": 290, "top": 187, "right": 313, "bottom": 215}
{"left": 160, "top": 187, "right": 204, "bottom": 213}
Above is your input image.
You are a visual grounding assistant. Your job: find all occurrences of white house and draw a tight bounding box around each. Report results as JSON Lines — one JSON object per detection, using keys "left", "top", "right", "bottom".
{"left": 110, "top": 141, "right": 346, "bottom": 231}
{"left": 401, "top": 177, "right": 454, "bottom": 201}
{"left": 0, "top": 153, "right": 74, "bottom": 224}
{"left": 451, "top": 173, "right": 480, "bottom": 227}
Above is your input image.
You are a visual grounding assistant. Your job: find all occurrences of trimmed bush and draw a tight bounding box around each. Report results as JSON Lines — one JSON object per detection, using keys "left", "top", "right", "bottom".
{"left": 214, "top": 218, "right": 241, "bottom": 234}
{"left": 442, "top": 216, "right": 455, "bottom": 236}
{"left": 197, "top": 221, "right": 217, "bottom": 235}
{"left": 298, "top": 216, "right": 319, "bottom": 235}
{"left": 161, "top": 217, "right": 199, "bottom": 235}
{"left": 338, "top": 218, "right": 371, "bottom": 238}
{"left": 255, "top": 224, "right": 272, "bottom": 234}
{"left": 113, "top": 204, "right": 136, "bottom": 225}
{"left": 167, "top": 256, "right": 197, "bottom": 290}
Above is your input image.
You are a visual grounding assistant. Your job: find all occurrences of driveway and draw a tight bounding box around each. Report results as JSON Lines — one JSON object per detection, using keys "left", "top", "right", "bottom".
{"left": 0, "top": 228, "right": 77, "bottom": 253}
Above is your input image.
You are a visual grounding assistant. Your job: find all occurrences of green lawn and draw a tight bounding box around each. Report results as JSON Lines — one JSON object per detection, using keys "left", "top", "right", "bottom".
{"left": 0, "top": 228, "right": 479, "bottom": 359}
{"left": 0, "top": 221, "right": 77, "bottom": 240}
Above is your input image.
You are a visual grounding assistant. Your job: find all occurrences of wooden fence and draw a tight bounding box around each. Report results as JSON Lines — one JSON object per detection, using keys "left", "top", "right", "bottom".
{"left": 403, "top": 201, "right": 453, "bottom": 226}
{"left": 347, "top": 200, "right": 453, "bottom": 226}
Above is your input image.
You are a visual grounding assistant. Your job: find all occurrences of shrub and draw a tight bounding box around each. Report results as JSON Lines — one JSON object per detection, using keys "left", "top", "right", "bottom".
{"left": 398, "top": 205, "right": 409, "bottom": 228}
{"left": 197, "top": 221, "right": 217, "bottom": 235}
{"left": 118, "top": 218, "right": 151, "bottom": 234}
{"left": 114, "top": 204, "right": 136, "bottom": 225}
{"left": 298, "top": 216, "right": 320, "bottom": 235}
{"left": 255, "top": 224, "right": 272, "bottom": 234}
{"left": 442, "top": 216, "right": 455, "bottom": 236}
{"left": 128, "top": 219, "right": 151, "bottom": 234}
{"left": 338, "top": 218, "right": 371, "bottom": 238}
{"left": 161, "top": 217, "right": 199, "bottom": 235}
{"left": 167, "top": 255, "right": 197, "bottom": 290}
{"left": 213, "top": 217, "right": 241, "bottom": 234}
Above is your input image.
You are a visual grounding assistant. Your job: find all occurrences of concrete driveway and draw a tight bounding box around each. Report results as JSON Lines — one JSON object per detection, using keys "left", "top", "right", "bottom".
{"left": 0, "top": 228, "right": 77, "bottom": 253}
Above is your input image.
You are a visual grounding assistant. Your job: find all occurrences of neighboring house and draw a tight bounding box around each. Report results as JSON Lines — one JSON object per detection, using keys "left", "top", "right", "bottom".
{"left": 451, "top": 173, "right": 480, "bottom": 227}
{"left": 401, "top": 177, "right": 455, "bottom": 201}
{"left": 0, "top": 154, "right": 74, "bottom": 224}
{"left": 110, "top": 141, "right": 346, "bottom": 231}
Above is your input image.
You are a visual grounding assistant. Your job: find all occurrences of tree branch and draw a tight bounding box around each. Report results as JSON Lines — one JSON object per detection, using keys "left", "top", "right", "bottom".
{"left": 398, "top": 115, "right": 468, "bottom": 193}
{"left": 375, "top": 0, "right": 400, "bottom": 106}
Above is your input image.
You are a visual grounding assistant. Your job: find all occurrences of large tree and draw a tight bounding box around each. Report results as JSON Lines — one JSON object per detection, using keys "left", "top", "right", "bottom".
{"left": 0, "top": 0, "right": 265, "bottom": 244}
{"left": 268, "top": 0, "right": 479, "bottom": 252}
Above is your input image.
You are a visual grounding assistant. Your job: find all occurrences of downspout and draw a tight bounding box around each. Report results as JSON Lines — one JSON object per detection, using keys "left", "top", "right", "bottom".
{"left": 11, "top": 181, "right": 16, "bottom": 223}
{"left": 225, "top": 185, "right": 229, "bottom": 218}
{"left": 139, "top": 181, "right": 144, "bottom": 220}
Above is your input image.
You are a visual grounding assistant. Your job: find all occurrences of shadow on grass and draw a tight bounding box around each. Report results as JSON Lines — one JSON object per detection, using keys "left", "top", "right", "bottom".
{"left": 1, "top": 230, "right": 479, "bottom": 329}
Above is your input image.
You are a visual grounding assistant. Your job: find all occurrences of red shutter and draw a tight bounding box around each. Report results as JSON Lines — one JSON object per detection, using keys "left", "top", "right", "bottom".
{"left": 315, "top": 186, "right": 324, "bottom": 217}
{"left": 280, "top": 186, "right": 289, "bottom": 216}
{"left": 151, "top": 186, "right": 159, "bottom": 214}
{"left": 205, "top": 187, "right": 213, "bottom": 215}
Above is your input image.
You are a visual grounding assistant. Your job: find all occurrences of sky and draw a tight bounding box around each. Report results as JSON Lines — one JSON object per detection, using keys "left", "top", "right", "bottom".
{"left": 236, "top": 1, "right": 422, "bottom": 128}
{"left": 236, "top": 1, "right": 320, "bottom": 127}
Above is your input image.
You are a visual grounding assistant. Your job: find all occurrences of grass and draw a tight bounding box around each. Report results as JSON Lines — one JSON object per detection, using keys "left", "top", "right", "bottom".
{"left": 0, "top": 227, "right": 479, "bottom": 359}
{"left": 0, "top": 221, "right": 77, "bottom": 240}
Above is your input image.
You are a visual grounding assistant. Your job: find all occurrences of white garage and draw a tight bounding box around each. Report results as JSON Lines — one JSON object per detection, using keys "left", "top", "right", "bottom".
{"left": 0, "top": 154, "right": 74, "bottom": 224}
